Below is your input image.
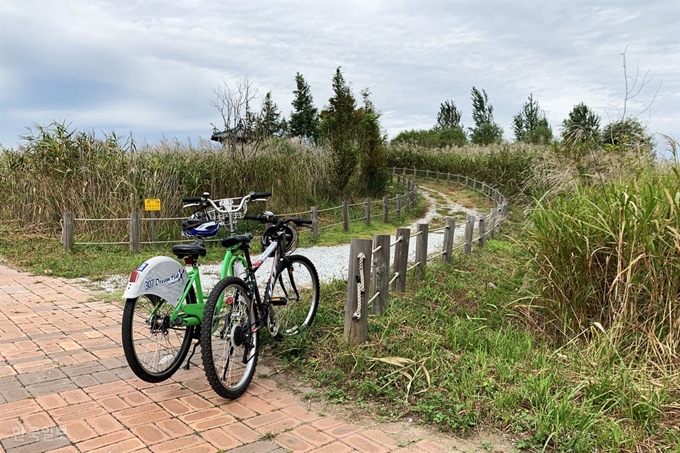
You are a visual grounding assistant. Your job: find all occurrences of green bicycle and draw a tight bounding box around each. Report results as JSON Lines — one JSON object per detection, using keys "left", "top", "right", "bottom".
{"left": 121, "top": 191, "right": 272, "bottom": 383}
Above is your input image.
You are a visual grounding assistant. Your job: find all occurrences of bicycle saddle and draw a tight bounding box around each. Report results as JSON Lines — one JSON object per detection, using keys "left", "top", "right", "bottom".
{"left": 171, "top": 242, "right": 207, "bottom": 259}
{"left": 221, "top": 233, "right": 254, "bottom": 249}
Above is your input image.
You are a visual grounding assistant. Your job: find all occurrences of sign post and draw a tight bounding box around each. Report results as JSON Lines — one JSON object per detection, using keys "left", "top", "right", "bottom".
{"left": 144, "top": 199, "right": 161, "bottom": 244}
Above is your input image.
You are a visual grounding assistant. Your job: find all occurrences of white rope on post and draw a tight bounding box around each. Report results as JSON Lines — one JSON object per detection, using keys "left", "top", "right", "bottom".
{"left": 353, "top": 252, "right": 366, "bottom": 320}
{"left": 390, "top": 236, "right": 403, "bottom": 247}
{"left": 388, "top": 272, "right": 400, "bottom": 285}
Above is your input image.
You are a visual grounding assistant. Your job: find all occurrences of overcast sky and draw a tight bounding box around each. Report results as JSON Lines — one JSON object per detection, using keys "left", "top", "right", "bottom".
{"left": 1, "top": 0, "right": 678, "bottom": 151}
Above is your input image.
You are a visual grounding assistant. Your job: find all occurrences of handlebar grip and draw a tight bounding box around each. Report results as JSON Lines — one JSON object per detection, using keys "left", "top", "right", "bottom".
{"left": 181, "top": 197, "right": 203, "bottom": 203}
{"left": 250, "top": 191, "right": 272, "bottom": 199}
{"left": 244, "top": 214, "right": 269, "bottom": 222}
{"left": 296, "top": 219, "right": 313, "bottom": 225}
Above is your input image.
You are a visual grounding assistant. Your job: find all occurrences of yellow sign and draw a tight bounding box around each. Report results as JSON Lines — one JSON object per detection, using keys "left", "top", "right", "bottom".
{"left": 144, "top": 199, "right": 161, "bottom": 211}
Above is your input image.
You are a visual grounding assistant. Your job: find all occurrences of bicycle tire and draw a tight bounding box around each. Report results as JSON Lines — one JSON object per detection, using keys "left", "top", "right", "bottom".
{"left": 201, "top": 277, "right": 258, "bottom": 399}
{"left": 121, "top": 288, "right": 195, "bottom": 383}
{"left": 272, "top": 255, "right": 319, "bottom": 335}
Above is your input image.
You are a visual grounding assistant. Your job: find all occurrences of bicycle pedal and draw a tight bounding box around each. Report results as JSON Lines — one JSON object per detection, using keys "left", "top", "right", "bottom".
{"left": 270, "top": 297, "right": 287, "bottom": 306}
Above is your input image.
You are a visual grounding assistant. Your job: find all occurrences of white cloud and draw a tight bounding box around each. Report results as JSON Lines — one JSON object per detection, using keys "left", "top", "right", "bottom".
{"left": 1, "top": 0, "right": 678, "bottom": 147}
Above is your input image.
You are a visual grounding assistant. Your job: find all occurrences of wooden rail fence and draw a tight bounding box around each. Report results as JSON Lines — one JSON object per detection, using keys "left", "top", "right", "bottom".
{"left": 343, "top": 169, "right": 509, "bottom": 345}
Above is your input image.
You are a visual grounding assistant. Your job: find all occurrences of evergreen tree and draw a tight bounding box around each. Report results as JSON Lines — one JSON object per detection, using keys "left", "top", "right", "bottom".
{"left": 513, "top": 94, "right": 553, "bottom": 144}
{"left": 320, "top": 67, "right": 358, "bottom": 196}
{"left": 289, "top": 73, "right": 319, "bottom": 142}
{"left": 257, "top": 91, "right": 283, "bottom": 138}
{"left": 469, "top": 87, "right": 503, "bottom": 145}
{"left": 358, "top": 89, "right": 388, "bottom": 196}
{"left": 436, "top": 100, "right": 464, "bottom": 131}
{"left": 561, "top": 103, "right": 601, "bottom": 147}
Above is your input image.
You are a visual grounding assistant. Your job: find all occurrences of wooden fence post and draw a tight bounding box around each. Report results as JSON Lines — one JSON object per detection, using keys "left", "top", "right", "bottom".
{"left": 464, "top": 214, "right": 474, "bottom": 254}
{"left": 426, "top": 169, "right": 430, "bottom": 179}
{"left": 415, "top": 223, "right": 428, "bottom": 280}
{"left": 442, "top": 218, "right": 455, "bottom": 263}
{"left": 365, "top": 198, "right": 370, "bottom": 226}
{"left": 478, "top": 216, "right": 486, "bottom": 248}
{"left": 397, "top": 195, "right": 402, "bottom": 218}
{"left": 457, "top": 174, "right": 461, "bottom": 185}
{"left": 383, "top": 196, "right": 388, "bottom": 223}
{"left": 342, "top": 200, "right": 349, "bottom": 232}
{"left": 405, "top": 189, "right": 410, "bottom": 213}
{"left": 62, "top": 212, "right": 74, "bottom": 252}
{"left": 311, "top": 206, "right": 319, "bottom": 241}
{"left": 488, "top": 209, "right": 496, "bottom": 240}
{"left": 447, "top": 172, "right": 451, "bottom": 184}
{"left": 372, "top": 234, "right": 390, "bottom": 315}
{"left": 391, "top": 227, "right": 410, "bottom": 292}
{"left": 465, "top": 176, "right": 469, "bottom": 188}
{"left": 345, "top": 238, "right": 372, "bottom": 345}
{"left": 130, "top": 211, "right": 140, "bottom": 253}
{"left": 391, "top": 167, "right": 395, "bottom": 182}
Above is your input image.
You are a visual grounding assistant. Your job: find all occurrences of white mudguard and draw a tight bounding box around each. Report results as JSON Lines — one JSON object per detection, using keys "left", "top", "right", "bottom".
{"left": 122, "top": 256, "right": 188, "bottom": 307}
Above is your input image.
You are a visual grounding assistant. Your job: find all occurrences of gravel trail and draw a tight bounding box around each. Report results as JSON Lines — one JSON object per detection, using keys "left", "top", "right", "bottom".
{"left": 95, "top": 185, "right": 482, "bottom": 292}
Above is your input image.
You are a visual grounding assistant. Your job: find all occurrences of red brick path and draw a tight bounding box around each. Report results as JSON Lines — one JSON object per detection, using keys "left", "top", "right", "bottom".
{"left": 0, "top": 264, "right": 511, "bottom": 452}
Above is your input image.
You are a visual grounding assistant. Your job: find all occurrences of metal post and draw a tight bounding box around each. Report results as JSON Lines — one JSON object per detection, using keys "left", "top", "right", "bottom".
{"left": 150, "top": 211, "right": 156, "bottom": 245}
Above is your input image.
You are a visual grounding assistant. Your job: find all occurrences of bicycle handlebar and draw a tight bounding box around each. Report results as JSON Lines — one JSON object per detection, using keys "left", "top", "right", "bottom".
{"left": 244, "top": 214, "right": 312, "bottom": 227}
{"left": 181, "top": 191, "right": 271, "bottom": 214}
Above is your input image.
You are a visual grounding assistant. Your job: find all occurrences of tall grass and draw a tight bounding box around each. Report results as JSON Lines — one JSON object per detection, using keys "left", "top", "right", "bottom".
{"left": 0, "top": 122, "right": 332, "bottom": 238}
{"left": 527, "top": 140, "right": 680, "bottom": 370}
{"left": 385, "top": 142, "right": 543, "bottom": 199}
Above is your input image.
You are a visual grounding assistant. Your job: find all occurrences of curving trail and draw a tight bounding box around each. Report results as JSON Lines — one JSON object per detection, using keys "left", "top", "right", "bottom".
{"left": 94, "top": 182, "right": 486, "bottom": 291}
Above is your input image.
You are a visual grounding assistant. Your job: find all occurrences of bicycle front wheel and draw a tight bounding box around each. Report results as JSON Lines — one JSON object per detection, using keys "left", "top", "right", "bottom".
{"left": 273, "top": 255, "right": 320, "bottom": 335}
{"left": 201, "top": 277, "right": 258, "bottom": 399}
{"left": 121, "top": 290, "right": 195, "bottom": 383}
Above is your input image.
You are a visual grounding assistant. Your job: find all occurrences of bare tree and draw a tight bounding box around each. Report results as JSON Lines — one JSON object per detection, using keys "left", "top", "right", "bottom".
{"left": 210, "top": 76, "right": 262, "bottom": 158}
{"left": 620, "top": 45, "right": 661, "bottom": 121}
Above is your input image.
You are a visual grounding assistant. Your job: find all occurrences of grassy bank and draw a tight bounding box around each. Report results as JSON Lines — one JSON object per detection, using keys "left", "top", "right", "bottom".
{"left": 268, "top": 215, "right": 679, "bottom": 452}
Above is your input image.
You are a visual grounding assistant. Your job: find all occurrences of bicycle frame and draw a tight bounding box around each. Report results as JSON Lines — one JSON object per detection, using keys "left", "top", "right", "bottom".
{"left": 125, "top": 242, "right": 249, "bottom": 328}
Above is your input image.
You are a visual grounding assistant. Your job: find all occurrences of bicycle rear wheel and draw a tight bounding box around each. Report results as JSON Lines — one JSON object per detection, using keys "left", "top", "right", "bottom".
{"left": 121, "top": 289, "right": 195, "bottom": 383}
{"left": 201, "top": 277, "right": 258, "bottom": 399}
{"left": 272, "top": 255, "right": 319, "bottom": 335}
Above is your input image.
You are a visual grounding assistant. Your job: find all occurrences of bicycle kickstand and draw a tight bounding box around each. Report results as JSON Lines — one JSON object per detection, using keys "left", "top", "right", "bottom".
{"left": 184, "top": 340, "right": 200, "bottom": 370}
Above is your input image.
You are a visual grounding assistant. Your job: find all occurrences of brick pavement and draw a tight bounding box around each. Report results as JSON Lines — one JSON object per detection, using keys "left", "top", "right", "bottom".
{"left": 0, "top": 264, "right": 513, "bottom": 453}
